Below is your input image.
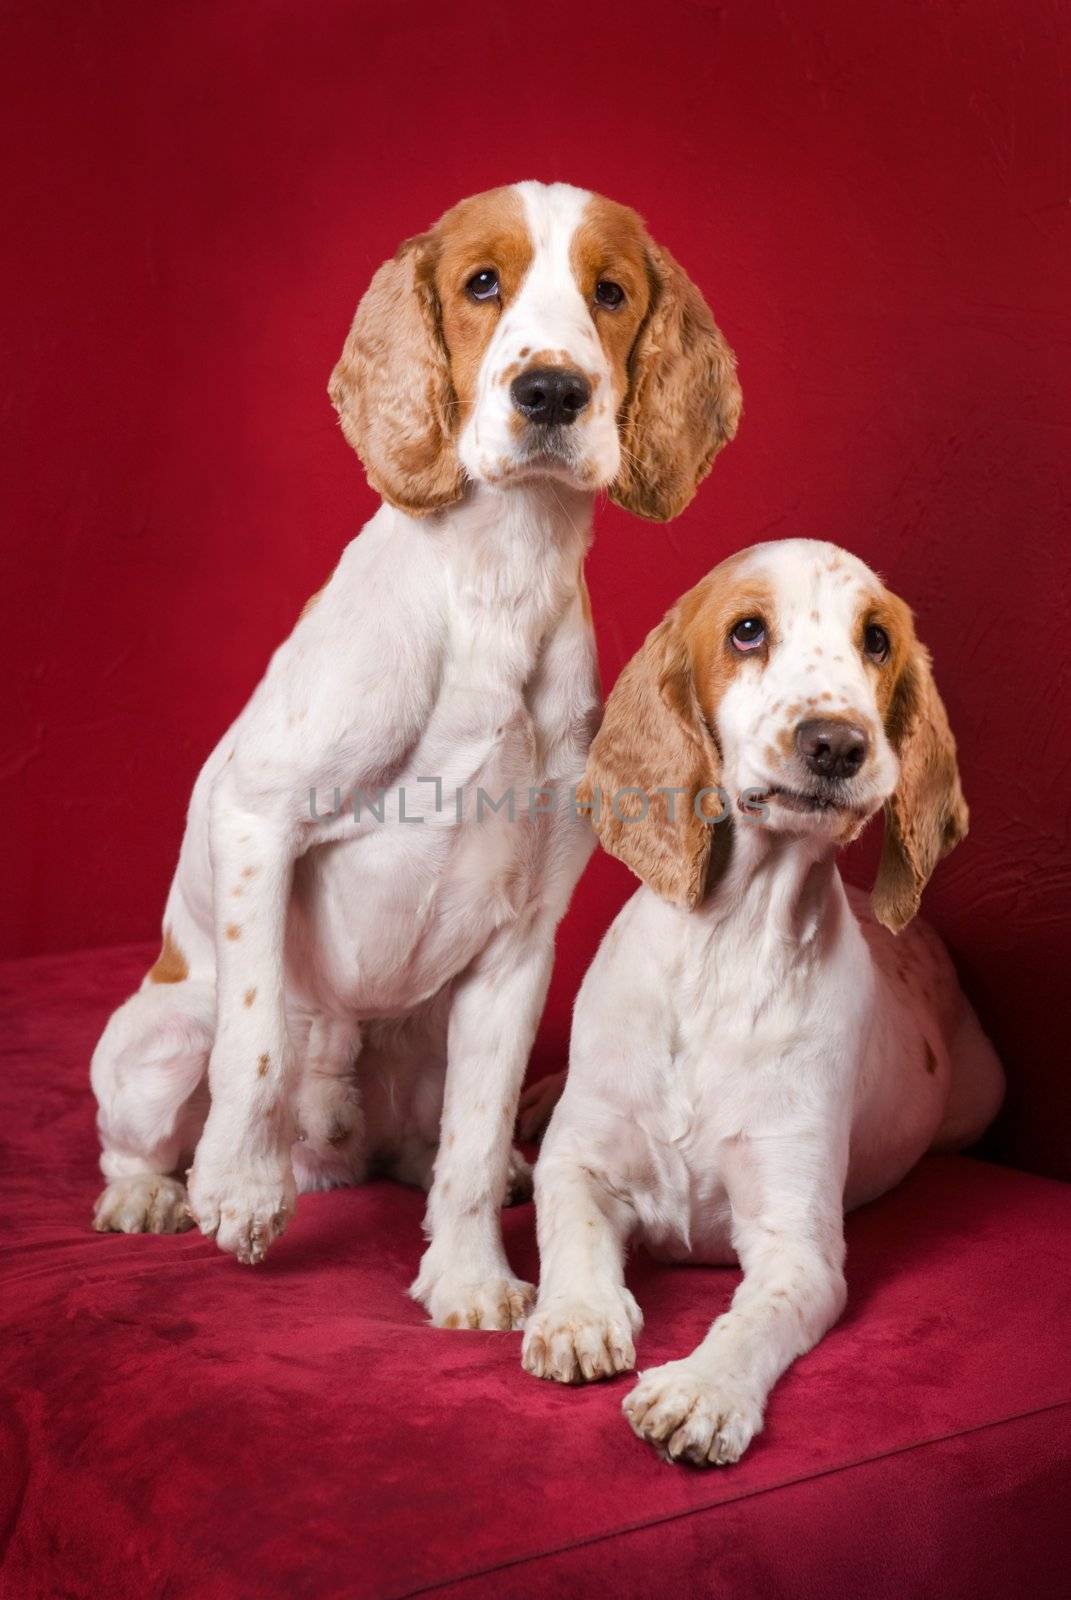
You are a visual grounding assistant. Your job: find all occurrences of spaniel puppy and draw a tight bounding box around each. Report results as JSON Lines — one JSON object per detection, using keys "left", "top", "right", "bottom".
{"left": 89, "top": 183, "right": 741, "bottom": 1331}
{"left": 522, "top": 539, "right": 1003, "bottom": 1454}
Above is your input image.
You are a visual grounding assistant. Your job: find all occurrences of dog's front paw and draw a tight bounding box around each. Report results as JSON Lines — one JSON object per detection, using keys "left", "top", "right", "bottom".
{"left": 522, "top": 1290, "right": 642, "bottom": 1382}
{"left": 411, "top": 1256, "right": 534, "bottom": 1330}
{"left": 623, "top": 1360, "right": 764, "bottom": 1466}
{"left": 92, "top": 1174, "right": 193, "bottom": 1235}
{"left": 186, "top": 1154, "right": 296, "bottom": 1265}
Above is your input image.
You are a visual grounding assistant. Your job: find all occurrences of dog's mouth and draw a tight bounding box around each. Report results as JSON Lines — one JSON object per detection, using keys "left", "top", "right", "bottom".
{"left": 515, "top": 425, "right": 581, "bottom": 468}
{"left": 759, "top": 784, "right": 858, "bottom": 816}
{"left": 505, "top": 423, "right": 612, "bottom": 486}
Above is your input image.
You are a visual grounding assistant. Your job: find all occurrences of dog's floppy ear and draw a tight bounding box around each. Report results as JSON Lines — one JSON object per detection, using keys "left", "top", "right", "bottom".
{"left": 610, "top": 245, "right": 742, "bottom": 523}
{"left": 329, "top": 233, "right": 465, "bottom": 517}
{"left": 578, "top": 608, "right": 726, "bottom": 907}
{"left": 872, "top": 644, "right": 968, "bottom": 933}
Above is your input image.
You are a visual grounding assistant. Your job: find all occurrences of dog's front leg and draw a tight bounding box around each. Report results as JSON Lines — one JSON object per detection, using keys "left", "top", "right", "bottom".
{"left": 411, "top": 922, "right": 554, "bottom": 1329}
{"left": 624, "top": 1131, "right": 849, "bottom": 1465}
{"left": 186, "top": 781, "right": 298, "bottom": 1263}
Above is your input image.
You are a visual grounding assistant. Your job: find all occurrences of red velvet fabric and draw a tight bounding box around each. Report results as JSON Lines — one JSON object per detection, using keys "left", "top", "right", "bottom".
{"left": 3, "top": 1, "right": 1069, "bottom": 1178}
{"left": 4, "top": 6, "right": 1070, "bottom": 1592}
{"left": 2, "top": 946, "right": 1070, "bottom": 1599}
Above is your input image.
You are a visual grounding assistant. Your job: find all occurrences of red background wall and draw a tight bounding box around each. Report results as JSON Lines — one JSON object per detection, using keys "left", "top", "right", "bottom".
{"left": 3, "top": 1, "right": 1068, "bottom": 1176}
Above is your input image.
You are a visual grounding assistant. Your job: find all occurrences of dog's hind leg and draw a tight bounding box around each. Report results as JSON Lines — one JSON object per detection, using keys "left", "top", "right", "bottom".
{"left": 932, "top": 1000, "right": 1005, "bottom": 1152}
{"left": 91, "top": 978, "right": 214, "bottom": 1234}
{"left": 290, "top": 1013, "right": 366, "bottom": 1193}
{"left": 516, "top": 1069, "right": 566, "bottom": 1141}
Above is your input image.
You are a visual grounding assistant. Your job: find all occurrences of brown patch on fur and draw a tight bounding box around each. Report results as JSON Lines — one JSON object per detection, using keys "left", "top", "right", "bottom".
{"left": 870, "top": 590, "right": 968, "bottom": 933}
{"left": 147, "top": 927, "right": 189, "bottom": 984}
{"left": 329, "top": 188, "right": 533, "bottom": 515}
{"left": 241, "top": 865, "right": 257, "bottom": 879}
{"left": 329, "top": 220, "right": 468, "bottom": 515}
{"left": 519, "top": 348, "right": 572, "bottom": 368}
{"left": 579, "top": 552, "right": 774, "bottom": 907}
{"left": 857, "top": 587, "right": 915, "bottom": 722}
{"left": 434, "top": 188, "right": 533, "bottom": 427}
{"left": 243, "top": 987, "right": 257, "bottom": 1008}
{"left": 225, "top": 923, "right": 241, "bottom": 941}
{"left": 572, "top": 195, "right": 741, "bottom": 521}
{"left": 570, "top": 198, "right": 651, "bottom": 411}
{"left": 257, "top": 1053, "right": 270, "bottom": 1077}
{"left": 579, "top": 567, "right": 594, "bottom": 632}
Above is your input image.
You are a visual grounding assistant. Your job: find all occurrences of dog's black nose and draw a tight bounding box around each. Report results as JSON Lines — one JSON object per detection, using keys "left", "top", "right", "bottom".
{"left": 510, "top": 367, "right": 591, "bottom": 426}
{"left": 795, "top": 719, "right": 869, "bottom": 780}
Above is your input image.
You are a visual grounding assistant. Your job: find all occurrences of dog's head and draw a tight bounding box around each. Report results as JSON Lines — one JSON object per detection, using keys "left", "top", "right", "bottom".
{"left": 580, "top": 539, "right": 967, "bottom": 931}
{"left": 329, "top": 182, "right": 741, "bottom": 519}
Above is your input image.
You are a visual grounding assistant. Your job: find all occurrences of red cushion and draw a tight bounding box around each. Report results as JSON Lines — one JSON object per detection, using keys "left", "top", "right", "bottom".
{"left": 3, "top": 945, "right": 1069, "bottom": 1600}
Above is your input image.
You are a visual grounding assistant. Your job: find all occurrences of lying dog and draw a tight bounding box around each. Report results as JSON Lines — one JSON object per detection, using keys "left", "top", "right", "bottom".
{"left": 89, "top": 182, "right": 741, "bottom": 1330}
{"left": 522, "top": 538, "right": 1003, "bottom": 1456}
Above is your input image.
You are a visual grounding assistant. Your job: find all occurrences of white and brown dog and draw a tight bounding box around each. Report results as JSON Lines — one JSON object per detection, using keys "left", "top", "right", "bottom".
{"left": 522, "top": 539, "right": 1004, "bottom": 1457}
{"left": 89, "top": 182, "right": 741, "bottom": 1330}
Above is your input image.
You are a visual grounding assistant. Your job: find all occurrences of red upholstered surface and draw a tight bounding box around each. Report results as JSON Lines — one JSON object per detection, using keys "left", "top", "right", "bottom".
{"left": 2, "top": 945, "right": 1070, "bottom": 1599}
{"left": 3, "top": 0, "right": 1069, "bottom": 1178}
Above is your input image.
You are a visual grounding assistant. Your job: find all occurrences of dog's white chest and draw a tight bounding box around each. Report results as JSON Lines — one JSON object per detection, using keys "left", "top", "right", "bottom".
{"left": 295, "top": 569, "right": 573, "bottom": 1017}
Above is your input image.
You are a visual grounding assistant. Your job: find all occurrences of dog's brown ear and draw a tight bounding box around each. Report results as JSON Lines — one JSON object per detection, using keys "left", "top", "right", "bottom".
{"left": 578, "top": 609, "right": 726, "bottom": 906}
{"left": 872, "top": 645, "right": 968, "bottom": 933}
{"left": 610, "top": 245, "right": 741, "bottom": 523}
{"left": 329, "top": 234, "right": 465, "bottom": 517}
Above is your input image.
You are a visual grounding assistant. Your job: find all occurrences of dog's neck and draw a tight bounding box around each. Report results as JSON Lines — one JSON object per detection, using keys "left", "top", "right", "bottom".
{"left": 697, "top": 819, "right": 844, "bottom": 960}
{"left": 389, "top": 478, "right": 595, "bottom": 685}
{"left": 440, "top": 478, "right": 593, "bottom": 556}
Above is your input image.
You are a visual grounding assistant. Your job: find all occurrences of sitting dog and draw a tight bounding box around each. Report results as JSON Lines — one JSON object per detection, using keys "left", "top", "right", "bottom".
{"left": 522, "top": 538, "right": 1003, "bottom": 1455}
{"left": 89, "top": 182, "right": 741, "bottom": 1331}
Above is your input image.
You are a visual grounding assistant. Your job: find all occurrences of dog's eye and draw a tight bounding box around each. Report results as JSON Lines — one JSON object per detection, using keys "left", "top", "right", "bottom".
{"left": 730, "top": 618, "right": 766, "bottom": 653}
{"left": 864, "top": 623, "right": 890, "bottom": 663}
{"left": 594, "top": 280, "right": 625, "bottom": 310}
{"left": 466, "top": 269, "right": 500, "bottom": 302}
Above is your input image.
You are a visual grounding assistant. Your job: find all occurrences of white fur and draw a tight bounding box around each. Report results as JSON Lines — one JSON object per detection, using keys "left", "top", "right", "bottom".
{"left": 91, "top": 183, "right": 612, "bottom": 1329}
{"left": 523, "top": 540, "right": 1004, "bottom": 1458}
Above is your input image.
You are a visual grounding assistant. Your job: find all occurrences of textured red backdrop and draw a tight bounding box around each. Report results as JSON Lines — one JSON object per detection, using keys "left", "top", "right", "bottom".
{"left": 3, "top": 1, "right": 1068, "bottom": 1176}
